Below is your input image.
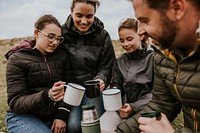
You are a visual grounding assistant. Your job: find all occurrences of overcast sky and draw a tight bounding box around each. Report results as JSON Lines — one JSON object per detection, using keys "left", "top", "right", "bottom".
{"left": 0, "top": 0, "right": 135, "bottom": 40}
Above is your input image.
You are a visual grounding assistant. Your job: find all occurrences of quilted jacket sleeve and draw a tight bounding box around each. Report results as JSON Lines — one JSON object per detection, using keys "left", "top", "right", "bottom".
{"left": 55, "top": 50, "right": 73, "bottom": 122}
{"left": 6, "top": 54, "right": 50, "bottom": 113}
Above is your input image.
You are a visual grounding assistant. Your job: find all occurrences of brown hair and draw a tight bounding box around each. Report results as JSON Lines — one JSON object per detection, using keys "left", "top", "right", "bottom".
{"left": 144, "top": 0, "right": 200, "bottom": 12}
{"left": 71, "top": 0, "right": 100, "bottom": 12}
{"left": 34, "top": 14, "right": 62, "bottom": 31}
{"left": 118, "top": 18, "right": 138, "bottom": 33}
{"left": 118, "top": 18, "right": 148, "bottom": 44}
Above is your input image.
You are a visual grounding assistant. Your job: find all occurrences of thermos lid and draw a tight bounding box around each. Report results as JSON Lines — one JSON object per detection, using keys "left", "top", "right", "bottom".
{"left": 82, "top": 104, "right": 95, "bottom": 110}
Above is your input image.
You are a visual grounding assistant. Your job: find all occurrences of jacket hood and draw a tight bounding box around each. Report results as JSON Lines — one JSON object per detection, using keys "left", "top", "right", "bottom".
{"left": 62, "top": 15, "right": 104, "bottom": 35}
{"left": 5, "top": 40, "right": 35, "bottom": 60}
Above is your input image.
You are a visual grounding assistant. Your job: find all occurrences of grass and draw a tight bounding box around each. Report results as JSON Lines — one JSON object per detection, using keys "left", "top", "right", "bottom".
{"left": 0, "top": 44, "right": 9, "bottom": 133}
{"left": 0, "top": 39, "right": 183, "bottom": 132}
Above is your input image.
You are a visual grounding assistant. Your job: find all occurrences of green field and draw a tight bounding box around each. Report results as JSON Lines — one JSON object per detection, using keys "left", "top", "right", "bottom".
{"left": 0, "top": 39, "right": 183, "bottom": 132}
{"left": 0, "top": 43, "right": 9, "bottom": 132}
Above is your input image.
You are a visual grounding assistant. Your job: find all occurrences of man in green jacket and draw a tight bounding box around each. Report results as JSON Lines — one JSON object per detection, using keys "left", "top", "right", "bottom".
{"left": 112, "top": 0, "right": 200, "bottom": 133}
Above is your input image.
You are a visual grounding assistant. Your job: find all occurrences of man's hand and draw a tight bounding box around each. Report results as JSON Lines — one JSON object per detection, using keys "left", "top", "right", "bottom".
{"left": 138, "top": 113, "right": 174, "bottom": 133}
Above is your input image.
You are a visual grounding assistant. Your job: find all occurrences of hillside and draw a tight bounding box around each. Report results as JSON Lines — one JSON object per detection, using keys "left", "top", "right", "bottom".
{"left": 0, "top": 37, "right": 124, "bottom": 58}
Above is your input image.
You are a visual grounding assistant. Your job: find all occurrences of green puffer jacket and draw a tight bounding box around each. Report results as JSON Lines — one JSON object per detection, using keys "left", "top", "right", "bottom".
{"left": 116, "top": 43, "right": 200, "bottom": 133}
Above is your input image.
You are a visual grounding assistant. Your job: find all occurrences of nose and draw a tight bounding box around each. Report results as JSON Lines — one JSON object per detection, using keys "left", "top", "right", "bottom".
{"left": 122, "top": 41, "right": 129, "bottom": 47}
{"left": 52, "top": 39, "right": 59, "bottom": 45}
{"left": 81, "top": 17, "right": 87, "bottom": 24}
{"left": 124, "top": 41, "right": 129, "bottom": 47}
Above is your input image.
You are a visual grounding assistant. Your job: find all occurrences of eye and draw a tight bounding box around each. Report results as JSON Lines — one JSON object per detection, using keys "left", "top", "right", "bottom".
{"left": 138, "top": 17, "right": 150, "bottom": 24}
{"left": 127, "top": 37, "right": 133, "bottom": 41}
{"left": 119, "top": 39, "right": 124, "bottom": 43}
{"left": 47, "top": 33, "right": 56, "bottom": 40}
{"left": 138, "top": 18, "right": 149, "bottom": 24}
{"left": 76, "top": 13, "right": 83, "bottom": 18}
{"left": 86, "top": 14, "right": 94, "bottom": 19}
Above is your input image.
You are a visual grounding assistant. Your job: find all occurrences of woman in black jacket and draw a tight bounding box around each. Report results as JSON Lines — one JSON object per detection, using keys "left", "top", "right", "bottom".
{"left": 61, "top": 0, "right": 116, "bottom": 133}
{"left": 6, "top": 14, "right": 73, "bottom": 133}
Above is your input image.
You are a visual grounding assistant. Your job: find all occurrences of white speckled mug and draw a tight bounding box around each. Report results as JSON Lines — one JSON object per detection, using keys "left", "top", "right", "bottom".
{"left": 102, "top": 89, "right": 122, "bottom": 111}
{"left": 63, "top": 83, "right": 86, "bottom": 106}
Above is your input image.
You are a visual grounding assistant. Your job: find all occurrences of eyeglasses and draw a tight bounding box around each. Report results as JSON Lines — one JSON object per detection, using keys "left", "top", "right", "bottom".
{"left": 39, "top": 30, "right": 64, "bottom": 44}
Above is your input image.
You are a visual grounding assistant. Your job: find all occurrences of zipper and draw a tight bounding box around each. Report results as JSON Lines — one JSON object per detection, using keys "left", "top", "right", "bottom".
{"left": 191, "top": 108, "right": 198, "bottom": 131}
{"left": 173, "top": 65, "right": 182, "bottom": 102}
{"left": 44, "top": 56, "right": 52, "bottom": 85}
{"left": 44, "top": 56, "right": 55, "bottom": 118}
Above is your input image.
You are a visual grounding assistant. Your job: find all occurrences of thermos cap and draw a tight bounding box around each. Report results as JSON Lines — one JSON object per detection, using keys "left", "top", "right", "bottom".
{"left": 82, "top": 104, "right": 95, "bottom": 110}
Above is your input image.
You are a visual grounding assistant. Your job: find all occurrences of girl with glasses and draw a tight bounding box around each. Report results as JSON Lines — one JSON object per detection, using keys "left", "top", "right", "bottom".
{"left": 6, "top": 14, "right": 73, "bottom": 133}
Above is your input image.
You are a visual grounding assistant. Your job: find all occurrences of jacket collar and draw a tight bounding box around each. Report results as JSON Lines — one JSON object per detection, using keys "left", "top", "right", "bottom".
{"left": 126, "top": 45, "right": 153, "bottom": 60}
{"left": 156, "top": 41, "right": 200, "bottom": 63}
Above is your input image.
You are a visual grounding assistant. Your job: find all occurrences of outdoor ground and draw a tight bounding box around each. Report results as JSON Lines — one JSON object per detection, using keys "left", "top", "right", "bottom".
{"left": 0, "top": 41, "right": 11, "bottom": 132}
{"left": 0, "top": 38, "right": 183, "bottom": 132}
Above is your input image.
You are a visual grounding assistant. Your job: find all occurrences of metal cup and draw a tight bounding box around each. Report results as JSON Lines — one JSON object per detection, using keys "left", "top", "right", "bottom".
{"left": 141, "top": 111, "right": 161, "bottom": 120}
{"left": 84, "top": 80, "right": 100, "bottom": 98}
{"left": 63, "top": 83, "right": 86, "bottom": 106}
{"left": 102, "top": 89, "right": 122, "bottom": 111}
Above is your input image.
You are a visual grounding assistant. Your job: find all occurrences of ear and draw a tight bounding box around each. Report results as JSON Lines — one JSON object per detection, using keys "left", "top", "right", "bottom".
{"left": 140, "top": 34, "right": 145, "bottom": 41}
{"left": 170, "top": 0, "right": 185, "bottom": 20}
{"left": 34, "top": 29, "right": 39, "bottom": 38}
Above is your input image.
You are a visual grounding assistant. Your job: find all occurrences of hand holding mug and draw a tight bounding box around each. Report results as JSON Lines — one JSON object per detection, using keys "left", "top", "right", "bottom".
{"left": 138, "top": 113, "right": 174, "bottom": 133}
{"left": 49, "top": 81, "right": 65, "bottom": 102}
{"left": 94, "top": 79, "right": 105, "bottom": 92}
{"left": 119, "top": 103, "right": 134, "bottom": 118}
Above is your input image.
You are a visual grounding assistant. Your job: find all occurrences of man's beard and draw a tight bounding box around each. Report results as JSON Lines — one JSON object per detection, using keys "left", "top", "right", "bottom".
{"left": 151, "top": 15, "right": 177, "bottom": 50}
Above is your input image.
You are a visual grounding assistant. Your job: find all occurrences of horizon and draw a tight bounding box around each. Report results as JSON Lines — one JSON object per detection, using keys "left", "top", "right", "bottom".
{"left": 0, "top": 0, "right": 135, "bottom": 40}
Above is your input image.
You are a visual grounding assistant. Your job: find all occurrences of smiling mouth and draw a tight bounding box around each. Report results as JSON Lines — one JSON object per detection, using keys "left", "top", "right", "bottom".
{"left": 80, "top": 25, "right": 88, "bottom": 29}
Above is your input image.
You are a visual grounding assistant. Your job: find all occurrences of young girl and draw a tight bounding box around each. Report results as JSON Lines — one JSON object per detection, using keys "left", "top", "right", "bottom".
{"left": 112, "top": 18, "right": 154, "bottom": 119}
{"left": 6, "top": 14, "right": 73, "bottom": 133}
